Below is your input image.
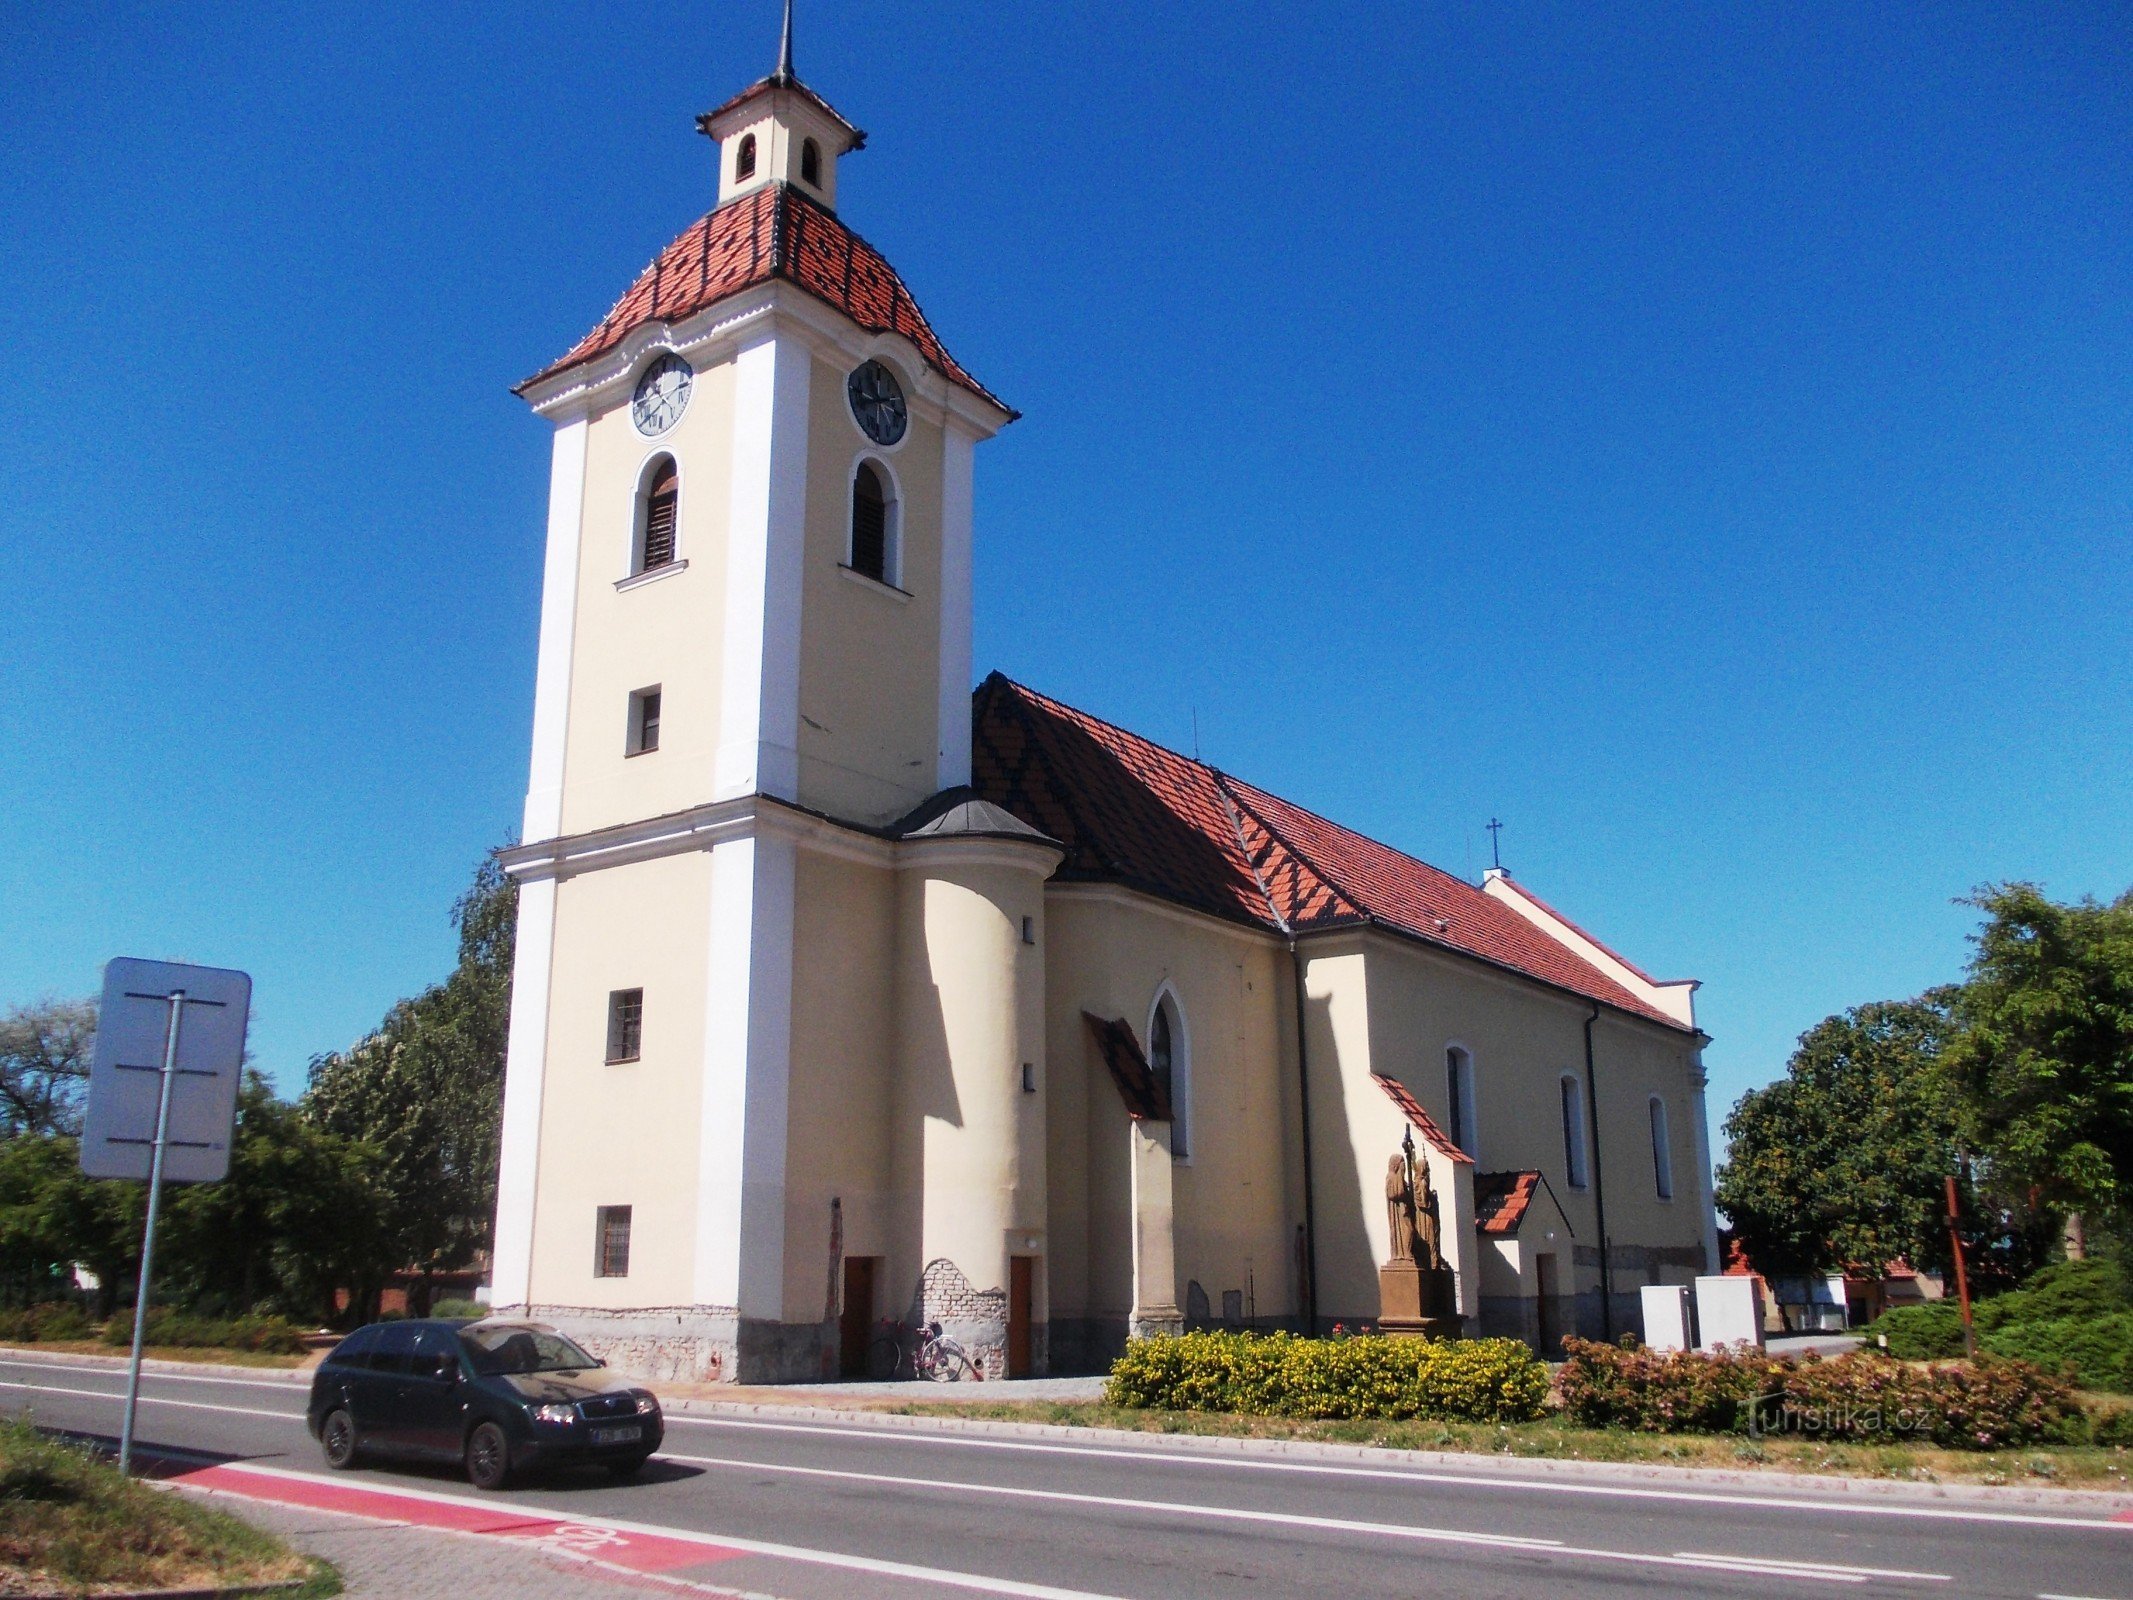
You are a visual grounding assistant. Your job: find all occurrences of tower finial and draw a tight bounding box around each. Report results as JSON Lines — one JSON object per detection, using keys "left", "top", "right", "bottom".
{"left": 777, "top": 0, "right": 794, "bottom": 79}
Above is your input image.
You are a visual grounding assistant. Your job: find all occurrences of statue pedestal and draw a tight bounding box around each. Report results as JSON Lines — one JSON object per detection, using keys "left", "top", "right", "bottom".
{"left": 1377, "top": 1260, "right": 1460, "bottom": 1340}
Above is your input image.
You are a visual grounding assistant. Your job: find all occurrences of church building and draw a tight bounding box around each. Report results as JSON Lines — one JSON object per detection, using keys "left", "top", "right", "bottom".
{"left": 490, "top": 27, "right": 1719, "bottom": 1383}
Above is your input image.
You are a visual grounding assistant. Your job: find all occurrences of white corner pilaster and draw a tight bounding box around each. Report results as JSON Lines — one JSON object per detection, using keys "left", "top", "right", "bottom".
{"left": 694, "top": 830, "right": 797, "bottom": 1317}
{"left": 1689, "top": 1055, "right": 1721, "bottom": 1273}
{"left": 935, "top": 424, "right": 976, "bottom": 790}
{"left": 716, "top": 334, "right": 811, "bottom": 803}
{"left": 522, "top": 417, "right": 588, "bottom": 842}
{"left": 491, "top": 876, "right": 558, "bottom": 1308}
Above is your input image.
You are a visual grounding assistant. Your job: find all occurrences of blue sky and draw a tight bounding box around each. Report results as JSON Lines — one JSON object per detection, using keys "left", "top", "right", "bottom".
{"left": 3, "top": 2, "right": 2127, "bottom": 1150}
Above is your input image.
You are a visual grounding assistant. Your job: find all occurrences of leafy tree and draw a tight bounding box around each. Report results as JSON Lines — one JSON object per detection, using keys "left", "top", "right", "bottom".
{"left": 1717, "top": 994, "right": 1981, "bottom": 1284}
{"left": 0, "top": 1134, "right": 141, "bottom": 1314}
{"left": 1944, "top": 882, "right": 2133, "bottom": 1251}
{"left": 0, "top": 998, "right": 95, "bottom": 1139}
{"left": 304, "top": 854, "right": 514, "bottom": 1315}
{"left": 158, "top": 1073, "right": 392, "bottom": 1321}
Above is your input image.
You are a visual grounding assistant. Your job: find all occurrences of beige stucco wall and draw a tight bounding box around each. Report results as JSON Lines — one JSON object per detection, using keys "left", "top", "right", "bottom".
{"left": 528, "top": 851, "right": 713, "bottom": 1308}
{"left": 781, "top": 846, "right": 898, "bottom": 1322}
{"left": 795, "top": 354, "right": 946, "bottom": 828}
{"left": 557, "top": 356, "right": 737, "bottom": 838}
{"left": 1042, "top": 889, "right": 1295, "bottom": 1327}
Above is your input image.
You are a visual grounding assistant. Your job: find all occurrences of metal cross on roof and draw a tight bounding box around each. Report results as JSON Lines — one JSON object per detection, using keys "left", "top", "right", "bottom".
{"left": 1486, "top": 817, "right": 1504, "bottom": 871}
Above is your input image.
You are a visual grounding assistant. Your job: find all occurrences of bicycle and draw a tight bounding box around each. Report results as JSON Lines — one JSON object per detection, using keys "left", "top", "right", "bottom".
{"left": 864, "top": 1319, "right": 978, "bottom": 1382}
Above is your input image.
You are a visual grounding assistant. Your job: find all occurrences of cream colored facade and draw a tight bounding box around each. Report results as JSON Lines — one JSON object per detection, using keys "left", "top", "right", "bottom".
{"left": 490, "top": 56, "right": 1718, "bottom": 1383}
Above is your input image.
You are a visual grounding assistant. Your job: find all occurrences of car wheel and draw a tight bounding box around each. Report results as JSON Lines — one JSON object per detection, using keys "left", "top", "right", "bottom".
{"left": 320, "top": 1409, "right": 360, "bottom": 1470}
{"left": 465, "top": 1421, "right": 513, "bottom": 1491}
{"left": 607, "top": 1453, "right": 652, "bottom": 1479}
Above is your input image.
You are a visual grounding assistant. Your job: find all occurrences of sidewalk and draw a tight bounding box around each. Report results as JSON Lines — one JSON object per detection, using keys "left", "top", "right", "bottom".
{"left": 182, "top": 1479, "right": 746, "bottom": 1599}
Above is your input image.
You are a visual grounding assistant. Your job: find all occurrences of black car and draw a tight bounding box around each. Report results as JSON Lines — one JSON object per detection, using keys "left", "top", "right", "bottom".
{"left": 306, "top": 1318, "right": 663, "bottom": 1489}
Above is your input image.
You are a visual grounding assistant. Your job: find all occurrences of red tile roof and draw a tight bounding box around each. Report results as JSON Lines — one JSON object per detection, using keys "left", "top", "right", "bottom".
{"left": 519, "top": 183, "right": 1010, "bottom": 414}
{"left": 1372, "top": 1075, "right": 1473, "bottom": 1165}
{"left": 971, "top": 674, "right": 1690, "bottom": 1031}
{"left": 1473, "top": 1170, "right": 1545, "bottom": 1235}
{"left": 696, "top": 73, "right": 864, "bottom": 147}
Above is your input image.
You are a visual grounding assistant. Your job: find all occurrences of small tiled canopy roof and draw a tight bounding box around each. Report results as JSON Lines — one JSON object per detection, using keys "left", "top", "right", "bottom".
{"left": 1083, "top": 1013, "right": 1171, "bottom": 1122}
{"left": 971, "top": 674, "right": 1691, "bottom": 1030}
{"left": 1372, "top": 1075, "right": 1472, "bottom": 1165}
{"left": 1473, "top": 1170, "right": 1546, "bottom": 1236}
{"left": 519, "top": 183, "right": 1010, "bottom": 413}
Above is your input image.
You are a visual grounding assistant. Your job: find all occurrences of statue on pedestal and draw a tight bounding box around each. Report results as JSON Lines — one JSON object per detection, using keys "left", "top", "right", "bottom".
{"left": 1377, "top": 1125, "right": 1459, "bottom": 1338}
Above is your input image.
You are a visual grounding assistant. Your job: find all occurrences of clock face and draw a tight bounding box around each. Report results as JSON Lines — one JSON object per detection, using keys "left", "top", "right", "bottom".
{"left": 632, "top": 353, "right": 693, "bottom": 436}
{"left": 847, "top": 360, "right": 908, "bottom": 447}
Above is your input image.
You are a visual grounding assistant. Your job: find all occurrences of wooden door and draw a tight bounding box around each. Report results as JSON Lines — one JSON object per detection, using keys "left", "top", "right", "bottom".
{"left": 1534, "top": 1253, "right": 1561, "bottom": 1357}
{"left": 1007, "top": 1256, "right": 1034, "bottom": 1378}
{"left": 839, "top": 1257, "right": 876, "bottom": 1377}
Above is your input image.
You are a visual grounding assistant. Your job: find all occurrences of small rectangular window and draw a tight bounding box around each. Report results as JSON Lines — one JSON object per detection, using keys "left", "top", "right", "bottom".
{"left": 595, "top": 1205, "right": 632, "bottom": 1278}
{"left": 1021, "top": 916, "right": 1036, "bottom": 945}
{"left": 606, "top": 988, "right": 643, "bottom": 1063}
{"left": 628, "top": 688, "right": 661, "bottom": 756}
{"left": 1021, "top": 1061, "right": 1036, "bottom": 1093}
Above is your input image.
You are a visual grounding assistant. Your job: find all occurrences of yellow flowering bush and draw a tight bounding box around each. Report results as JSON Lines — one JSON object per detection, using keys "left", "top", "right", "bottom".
{"left": 1106, "top": 1330, "right": 1548, "bottom": 1423}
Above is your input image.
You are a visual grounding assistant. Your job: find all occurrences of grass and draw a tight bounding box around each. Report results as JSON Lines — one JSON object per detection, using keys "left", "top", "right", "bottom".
{"left": 0, "top": 1417, "right": 336, "bottom": 1595}
{"left": 0, "top": 1339, "right": 310, "bottom": 1370}
{"left": 875, "top": 1397, "right": 2133, "bottom": 1490}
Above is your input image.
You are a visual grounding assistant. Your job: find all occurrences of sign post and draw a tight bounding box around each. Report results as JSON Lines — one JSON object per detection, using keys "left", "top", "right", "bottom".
{"left": 81, "top": 959, "right": 251, "bottom": 1475}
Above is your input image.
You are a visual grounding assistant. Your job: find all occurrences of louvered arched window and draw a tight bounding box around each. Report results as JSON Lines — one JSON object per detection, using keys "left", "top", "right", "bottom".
{"left": 637, "top": 458, "right": 679, "bottom": 573}
{"left": 801, "top": 137, "right": 822, "bottom": 187}
{"left": 850, "top": 460, "right": 892, "bottom": 583}
{"left": 735, "top": 133, "right": 757, "bottom": 181}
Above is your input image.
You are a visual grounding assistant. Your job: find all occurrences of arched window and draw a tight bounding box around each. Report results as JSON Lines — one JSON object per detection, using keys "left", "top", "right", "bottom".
{"left": 849, "top": 460, "right": 894, "bottom": 583}
{"left": 1560, "top": 1074, "right": 1589, "bottom": 1190}
{"left": 1649, "top": 1095, "right": 1674, "bottom": 1200}
{"left": 1445, "top": 1046, "right": 1477, "bottom": 1158}
{"left": 1150, "top": 990, "right": 1189, "bottom": 1159}
{"left": 735, "top": 133, "right": 757, "bottom": 181}
{"left": 800, "top": 137, "right": 821, "bottom": 187}
{"left": 636, "top": 456, "right": 678, "bottom": 573}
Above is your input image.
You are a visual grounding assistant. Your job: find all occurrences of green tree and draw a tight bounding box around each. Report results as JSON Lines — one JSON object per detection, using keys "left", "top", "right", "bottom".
{"left": 1944, "top": 882, "right": 2133, "bottom": 1252}
{"left": 158, "top": 1074, "right": 393, "bottom": 1321}
{"left": 303, "top": 854, "right": 514, "bottom": 1315}
{"left": 0, "top": 998, "right": 95, "bottom": 1140}
{"left": 1717, "top": 994, "right": 1979, "bottom": 1285}
{"left": 0, "top": 1134, "right": 141, "bottom": 1314}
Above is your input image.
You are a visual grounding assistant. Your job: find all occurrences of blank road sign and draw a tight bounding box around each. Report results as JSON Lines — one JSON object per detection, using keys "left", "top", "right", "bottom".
{"left": 81, "top": 958, "right": 250, "bottom": 1184}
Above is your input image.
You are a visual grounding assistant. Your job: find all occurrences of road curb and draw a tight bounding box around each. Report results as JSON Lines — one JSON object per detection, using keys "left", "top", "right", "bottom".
{"left": 0, "top": 1344, "right": 310, "bottom": 1384}
{"left": 659, "top": 1395, "right": 2133, "bottom": 1516}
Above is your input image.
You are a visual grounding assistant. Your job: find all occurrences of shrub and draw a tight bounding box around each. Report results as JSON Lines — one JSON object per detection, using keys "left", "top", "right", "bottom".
{"left": 1975, "top": 1259, "right": 2131, "bottom": 1333}
{"left": 100, "top": 1310, "right": 306, "bottom": 1355}
{"left": 429, "top": 1298, "right": 487, "bottom": 1320}
{"left": 0, "top": 1303, "right": 93, "bottom": 1343}
{"left": 1106, "top": 1331, "right": 1548, "bottom": 1424}
{"left": 2091, "top": 1405, "right": 2133, "bottom": 1447}
{"left": 1555, "top": 1338, "right": 2084, "bottom": 1450}
{"left": 1984, "top": 1313, "right": 2133, "bottom": 1395}
{"left": 1865, "top": 1302, "right": 1967, "bottom": 1361}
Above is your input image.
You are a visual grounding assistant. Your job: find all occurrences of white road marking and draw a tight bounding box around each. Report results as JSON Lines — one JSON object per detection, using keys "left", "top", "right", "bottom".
{"left": 2036, "top": 1594, "right": 2128, "bottom": 1599}
{"left": 192, "top": 1460, "right": 1146, "bottom": 1600}
{"left": 672, "top": 1412, "right": 2133, "bottom": 1531}
{"left": 0, "top": 1378, "right": 292, "bottom": 1422}
{"left": 0, "top": 1357, "right": 302, "bottom": 1393}
{"left": 660, "top": 1448, "right": 1945, "bottom": 1585}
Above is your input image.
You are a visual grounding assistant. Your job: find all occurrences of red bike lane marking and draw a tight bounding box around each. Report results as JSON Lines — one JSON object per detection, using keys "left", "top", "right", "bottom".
{"left": 172, "top": 1462, "right": 741, "bottom": 1574}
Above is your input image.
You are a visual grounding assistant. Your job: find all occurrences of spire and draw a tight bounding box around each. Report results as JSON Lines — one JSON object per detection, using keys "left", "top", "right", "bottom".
{"left": 776, "top": 0, "right": 794, "bottom": 81}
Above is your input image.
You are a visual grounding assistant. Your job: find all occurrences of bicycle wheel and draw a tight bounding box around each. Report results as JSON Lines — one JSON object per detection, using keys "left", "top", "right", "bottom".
{"left": 866, "top": 1333, "right": 906, "bottom": 1381}
{"left": 924, "top": 1338, "right": 976, "bottom": 1382}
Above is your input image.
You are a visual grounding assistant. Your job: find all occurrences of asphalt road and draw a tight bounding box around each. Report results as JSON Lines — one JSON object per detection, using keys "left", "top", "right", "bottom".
{"left": 5, "top": 1354, "right": 2129, "bottom": 1600}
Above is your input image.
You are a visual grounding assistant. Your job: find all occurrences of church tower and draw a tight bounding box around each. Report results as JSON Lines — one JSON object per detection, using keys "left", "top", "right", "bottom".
{"left": 491, "top": 16, "right": 1044, "bottom": 1383}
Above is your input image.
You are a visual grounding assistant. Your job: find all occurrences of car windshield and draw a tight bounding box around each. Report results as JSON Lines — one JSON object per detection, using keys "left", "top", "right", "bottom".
{"left": 458, "top": 1325, "right": 602, "bottom": 1376}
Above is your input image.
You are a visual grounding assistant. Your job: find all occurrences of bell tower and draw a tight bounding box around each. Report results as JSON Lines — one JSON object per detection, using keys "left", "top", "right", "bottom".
{"left": 488, "top": 13, "right": 1024, "bottom": 1383}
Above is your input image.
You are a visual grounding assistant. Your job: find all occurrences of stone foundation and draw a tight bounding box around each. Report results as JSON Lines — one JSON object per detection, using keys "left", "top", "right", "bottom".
{"left": 506, "top": 1304, "right": 833, "bottom": 1385}
{"left": 909, "top": 1258, "right": 1008, "bottom": 1379}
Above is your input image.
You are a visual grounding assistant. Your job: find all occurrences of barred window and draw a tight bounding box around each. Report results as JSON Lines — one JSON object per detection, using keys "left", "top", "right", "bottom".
{"left": 735, "top": 133, "right": 757, "bottom": 180}
{"left": 595, "top": 1206, "right": 632, "bottom": 1278}
{"left": 628, "top": 688, "right": 661, "bottom": 756}
{"left": 606, "top": 988, "right": 643, "bottom": 1063}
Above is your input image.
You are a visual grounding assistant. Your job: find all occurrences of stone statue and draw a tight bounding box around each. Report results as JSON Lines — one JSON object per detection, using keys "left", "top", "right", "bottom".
{"left": 1386, "top": 1154, "right": 1418, "bottom": 1264}
{"left": 1416, "top": 1157, "right": 1442, "bottom": 1271}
